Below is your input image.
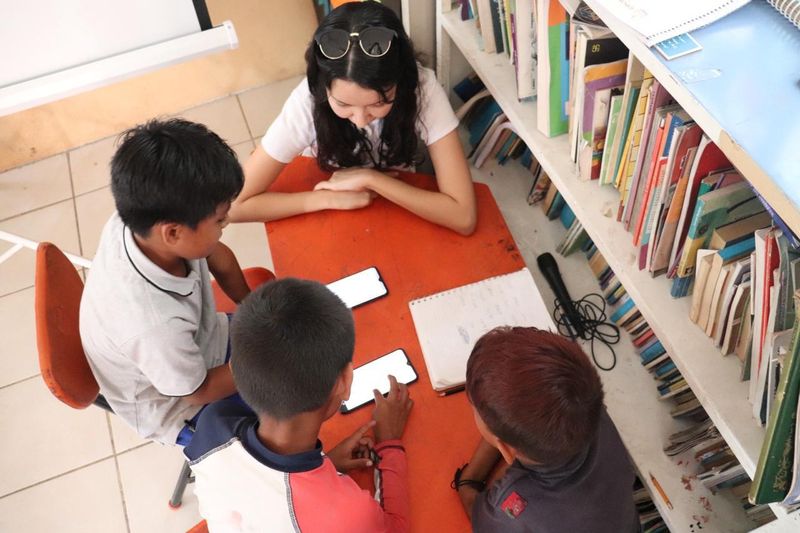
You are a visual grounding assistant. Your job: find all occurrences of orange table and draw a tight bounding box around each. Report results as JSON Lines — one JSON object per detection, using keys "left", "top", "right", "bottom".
{"left": 265, "top": 158, "right": 525, "bottom": 532}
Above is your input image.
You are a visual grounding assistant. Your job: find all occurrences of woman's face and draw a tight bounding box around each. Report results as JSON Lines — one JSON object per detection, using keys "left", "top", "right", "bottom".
{"left": 327, "top": 79, "right": 396, "bottom": 129}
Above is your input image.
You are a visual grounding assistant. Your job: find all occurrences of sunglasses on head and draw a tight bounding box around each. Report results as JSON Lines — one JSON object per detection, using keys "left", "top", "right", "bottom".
{"left": 315, "top": 26, "right": 397, "bottom": 60}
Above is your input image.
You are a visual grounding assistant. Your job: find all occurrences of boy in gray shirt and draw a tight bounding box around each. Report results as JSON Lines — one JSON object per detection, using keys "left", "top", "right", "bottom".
{"left": 454, "top": 327, "right": 638, "bottom": 532}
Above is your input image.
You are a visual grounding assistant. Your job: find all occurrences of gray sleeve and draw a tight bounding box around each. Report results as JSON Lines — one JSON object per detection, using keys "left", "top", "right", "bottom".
{"left": 121, "top": 320, "right": 208, "bottom": 397}
{"left": 471, "top": 488, "right": 528, "bottom": 533}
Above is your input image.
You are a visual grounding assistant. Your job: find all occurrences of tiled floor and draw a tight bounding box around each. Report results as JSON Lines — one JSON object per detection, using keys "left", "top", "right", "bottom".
{"left": 0, "top": 77, "right": 300, "bottom": 533}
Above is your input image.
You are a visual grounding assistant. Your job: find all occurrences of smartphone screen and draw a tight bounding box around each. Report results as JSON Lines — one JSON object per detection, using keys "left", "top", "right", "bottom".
{"left": 341, "top": 349, "right": 417, "bottom": 413}
{"left": 327, "top": 267, "right": 387, "bottom": 309}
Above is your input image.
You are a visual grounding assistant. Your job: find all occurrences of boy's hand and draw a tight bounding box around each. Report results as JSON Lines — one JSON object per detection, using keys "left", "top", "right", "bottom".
{"left": 327, "top": 420, "right": 376, "bottom": 473}
{"left": 373, "top": 375, "right": 413, "bottom": 443}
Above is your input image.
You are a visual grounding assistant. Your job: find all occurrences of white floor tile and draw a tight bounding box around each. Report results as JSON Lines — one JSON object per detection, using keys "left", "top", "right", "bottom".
{"left": 75, "top": 187, "right": 115, "bottom": 259}
{"left": 178, "top": 96, "right": 252, "bottom": 147}
{"left": 232, "top": 139, "right": 255, "bottom": 166}
{"left": 0, "top": 154, "right": 72, "bottom": 221}
{"left": 237, "top": 76, "right": 303, "bottom": 140}
{"left": 69, "top": 135, "right": 117, "bottom": 196}
{"left": 109, "top": 411, "right": 149, "bottom": 454}
{"left": 0, "top": 200, "right": 81, "bottom": 297}
{"left": 221, "top": 222, "right": 274, "bottom": 272}
{"left": 0, "top": 287, "right": 38, "bottom": 388}
{"left": 117, "top": 443, "right": 201, "bottom": 533}
{"left": 0, "top": 458, "right": 127, "bottom": 533}
{"left": 0, "top": 378, "right": 113, "bottom": 496}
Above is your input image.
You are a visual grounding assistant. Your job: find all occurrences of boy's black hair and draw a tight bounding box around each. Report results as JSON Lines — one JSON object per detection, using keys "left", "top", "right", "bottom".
{"left": 110, "top": 118, "right": 243, "bottom": 236}
{"left": 230, "top": 278, "right": 355, "bottom": 419}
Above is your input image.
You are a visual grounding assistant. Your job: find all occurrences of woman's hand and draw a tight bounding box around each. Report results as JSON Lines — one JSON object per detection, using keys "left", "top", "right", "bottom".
{"left": 314, "top": 168, "right": 398, "bottom": 193}
{"left": 316, "top": 189, "right": 375, "bottom": 210}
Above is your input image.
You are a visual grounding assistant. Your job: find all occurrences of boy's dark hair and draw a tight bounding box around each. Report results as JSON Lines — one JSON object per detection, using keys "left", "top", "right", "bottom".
{"left": 110, "top": 118, "right": 243, "bottom": 236}
{"left": 466, "top": 327, "right": 604, "bottom": 465}
{"left": 230, "top": 278, "right": 355, "bottom": 419}
{"left": 306, "top": 1, "right": 422, "bottom": 171}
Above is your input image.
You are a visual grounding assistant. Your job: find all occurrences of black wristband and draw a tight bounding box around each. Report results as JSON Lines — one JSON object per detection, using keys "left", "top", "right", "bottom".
{"left": 451, "top": 463, "right": 486, "bottom": 491}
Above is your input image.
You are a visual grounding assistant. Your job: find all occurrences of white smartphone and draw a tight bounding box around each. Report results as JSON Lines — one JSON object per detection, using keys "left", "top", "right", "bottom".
{"left": 341, "top": 349, "right": 418, "bottom": 414}
{"left": 326, "top": 266, "right": 388, "bottom": 309}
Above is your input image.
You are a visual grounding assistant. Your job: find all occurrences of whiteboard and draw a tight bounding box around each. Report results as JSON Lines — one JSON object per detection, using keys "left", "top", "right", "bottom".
{"left": 0, "top": 0, "right": 236, "bottom": 115}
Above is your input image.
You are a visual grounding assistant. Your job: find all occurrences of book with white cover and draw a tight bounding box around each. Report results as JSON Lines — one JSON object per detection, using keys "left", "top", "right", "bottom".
{"left": 409, "top": 268, "right": 555, "bottom": 391}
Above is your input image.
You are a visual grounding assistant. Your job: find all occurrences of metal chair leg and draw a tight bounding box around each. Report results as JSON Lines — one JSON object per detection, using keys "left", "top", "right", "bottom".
{"left": 168, "top": 460, "right": 194, "bottom": 509}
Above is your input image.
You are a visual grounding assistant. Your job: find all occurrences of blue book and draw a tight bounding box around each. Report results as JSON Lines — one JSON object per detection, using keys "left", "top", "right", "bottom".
{"left": 547, "top": 192, "right": 565, "bottom": 220}
{"left": 654, "top": 360, "right": 677, "bottom": 377}
{"left": 467, "top": 100, "right": 503, "bottom": 149}
{"left": 611, "top": 297, "right": 635, "bottom": 323}
{"left": 670, "top": 275, "right": 693, "bottom": 298}
{"left": 640, "top": 341, "right": 666, "bottom": 364}
{"left": 560, "top": 204, "right": 576, "bottom": 229}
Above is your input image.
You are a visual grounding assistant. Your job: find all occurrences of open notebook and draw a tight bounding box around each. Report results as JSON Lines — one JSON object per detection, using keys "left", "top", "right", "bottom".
{"left": 409, "top": 268, "right": 556, "bottom": 392}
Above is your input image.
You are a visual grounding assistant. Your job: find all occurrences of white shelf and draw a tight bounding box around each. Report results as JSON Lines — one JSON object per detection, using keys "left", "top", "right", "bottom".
{"left": 470, "top": 155, "right": 752, "bottom": 532}
{"left": 439, "top": 7, "right": 800, "bottom": 529}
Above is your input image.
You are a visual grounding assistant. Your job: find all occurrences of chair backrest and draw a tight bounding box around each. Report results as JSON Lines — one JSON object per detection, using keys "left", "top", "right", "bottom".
{"left": 34, "top": 242, "right": 99, "bottom": 408}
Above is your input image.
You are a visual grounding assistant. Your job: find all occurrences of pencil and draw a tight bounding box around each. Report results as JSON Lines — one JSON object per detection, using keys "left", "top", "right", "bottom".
{"left": 438, "top": 385, "right": 466, "bottom": 397}
{"left": 649, "top": 471, "right": 673, "bottom": 510}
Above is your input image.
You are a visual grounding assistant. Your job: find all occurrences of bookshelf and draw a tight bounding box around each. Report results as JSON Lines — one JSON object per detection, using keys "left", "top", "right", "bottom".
{"left": 472, "top": 155, "right": 750, "bottom": 531}
{"left": 436, "top": 1, "right": 800, "bottom": 530}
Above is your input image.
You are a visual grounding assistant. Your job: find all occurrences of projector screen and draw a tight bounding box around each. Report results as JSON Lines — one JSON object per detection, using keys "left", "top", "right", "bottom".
{"left": 0, "top": 0, "right": 236, "bottom": 115}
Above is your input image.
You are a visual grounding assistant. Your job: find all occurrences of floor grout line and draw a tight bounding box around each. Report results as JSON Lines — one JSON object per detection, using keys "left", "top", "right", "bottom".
{"left": 0, "top": 283, "right": 35, "bottom": 300}
{"left": 0, "top": 197, "right": 74, "bottom": 224}
{"left": 0, "top": 373, "right": 40, "bottom": 391}
{"left": 65, "top": 151, "right": 85, "bottom": 258}
{"left": 106, "top": 412, "right": 132, "bottom": 533}
{"left": 0, "top": 454, "right": 116, "bottom": 500}
{"left": 235, "top": 94, "right": 256, "bottom": 142}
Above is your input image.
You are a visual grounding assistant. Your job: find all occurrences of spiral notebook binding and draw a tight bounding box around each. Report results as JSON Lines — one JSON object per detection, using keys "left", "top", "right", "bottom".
{"left": 644, "top": 0, "right": 745, "bottom": 42}
{"left": 767, "top": 0, "right": 800, "bottom": 29}
{"left": 408, "top": 268, "right": 529, "bottom": 305}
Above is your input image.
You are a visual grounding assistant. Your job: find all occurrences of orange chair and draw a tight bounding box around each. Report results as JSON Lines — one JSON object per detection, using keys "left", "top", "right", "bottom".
{"left": 34, "top": 242, "right": 274, "bottom": 508}
{"left": 186, "top": 520, "right": 209, "bottom": 533}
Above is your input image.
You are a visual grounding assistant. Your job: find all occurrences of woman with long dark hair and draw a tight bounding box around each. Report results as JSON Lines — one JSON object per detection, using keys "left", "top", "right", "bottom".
{"left": 230, "top": 1, "right": 476, "bottom": 235}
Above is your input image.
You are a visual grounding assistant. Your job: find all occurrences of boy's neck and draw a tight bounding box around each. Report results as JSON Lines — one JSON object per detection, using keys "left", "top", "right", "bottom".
{"left": 256, "top": 412, "right": 324, "bottom": 456}
{"left": 133, "top": 233, "right": 188, "bottom": 278}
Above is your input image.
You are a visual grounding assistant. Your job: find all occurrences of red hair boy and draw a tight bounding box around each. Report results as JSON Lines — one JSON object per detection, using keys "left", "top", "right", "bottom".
{"left": 455, "top": 327, "right": 638, "bottom": 532}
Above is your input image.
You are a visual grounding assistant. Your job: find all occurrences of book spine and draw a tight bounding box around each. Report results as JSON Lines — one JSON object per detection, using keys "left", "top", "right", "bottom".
{"left": 749, "top": 290, "right": 800, "bottom": 503}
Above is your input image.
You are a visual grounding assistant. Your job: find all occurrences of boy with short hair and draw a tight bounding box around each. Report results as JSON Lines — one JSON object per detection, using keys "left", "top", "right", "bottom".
{"left": 80, "top": 118, "right": 253, "bottom": 445}
{"left": 185, "top": 278, "right": 413, "bottom": 532}
{"left": 455, "top": 327, "right": 638, "bottom": 532}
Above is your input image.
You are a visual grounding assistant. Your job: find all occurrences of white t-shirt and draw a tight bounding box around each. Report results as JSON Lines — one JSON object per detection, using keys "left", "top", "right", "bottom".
{"left": 261, "top": 65, "right": 459, "bottom": 166}
{"left": 79, "top": 213, "right": 229, "bottom": 445}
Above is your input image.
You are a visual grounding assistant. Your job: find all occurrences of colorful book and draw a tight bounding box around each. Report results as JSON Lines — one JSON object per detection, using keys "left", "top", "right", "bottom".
{"left": 675, "top": 181, "right": 763, "bottom": 278}
{"left": 749, "top": 291, "right": 800, "bottom": 504}
{"left": 535, "top": 0, "right": 570, "bottom": 137}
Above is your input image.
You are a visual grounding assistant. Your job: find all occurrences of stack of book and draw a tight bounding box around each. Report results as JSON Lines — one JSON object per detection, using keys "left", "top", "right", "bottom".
{"left": 453, "top": 0, "right": 537, "bottom": 101}
{"left": 456, "top": 88, "right": 531, "bottom": 170}
{"left": 664, "top": 418, "right": 775, "bottom": 526}
{"left": 633, "top": 477, "right": 668, "bottom": 533}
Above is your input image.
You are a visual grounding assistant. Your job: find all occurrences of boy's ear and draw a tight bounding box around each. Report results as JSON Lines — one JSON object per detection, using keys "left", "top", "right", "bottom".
{"left": 494, "top": 439, "right": 519, "bottom": 465}
{"left": 334, "top": 363, "right": 354, "bottom": 401}
{"left": 158, "top": 222, "right": 183, "bottom": 246}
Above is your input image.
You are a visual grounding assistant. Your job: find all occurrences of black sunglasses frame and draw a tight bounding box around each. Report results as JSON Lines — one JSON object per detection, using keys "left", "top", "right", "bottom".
{"left": 315, "top": 27, "right": 398, "bottom": 60}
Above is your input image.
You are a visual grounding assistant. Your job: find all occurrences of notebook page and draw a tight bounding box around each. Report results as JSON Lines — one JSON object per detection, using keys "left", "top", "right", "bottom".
{"left": 595, "top": 0, "right": 751, "bottom": 46}
{"left": 409, "top": 268, "right": 555, "bottom": 391}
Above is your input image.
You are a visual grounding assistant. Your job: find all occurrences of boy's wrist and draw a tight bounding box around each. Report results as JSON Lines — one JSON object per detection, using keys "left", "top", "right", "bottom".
{"left": 451, "top": 463, "right": 487, "bottom": 492}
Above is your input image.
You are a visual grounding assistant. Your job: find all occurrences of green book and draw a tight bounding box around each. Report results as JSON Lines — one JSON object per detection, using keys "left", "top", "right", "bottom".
{"left": 676, "top": 181, "right": 764, "bottom": 278}
{"left": 749, "top": 290, "right": 800, "bottom": 503}
{"left": 599, "top": 94, "right": 624, "bottom": 185}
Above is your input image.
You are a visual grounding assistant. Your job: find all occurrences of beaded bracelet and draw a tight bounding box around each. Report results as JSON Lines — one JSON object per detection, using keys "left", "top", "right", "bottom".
{"left": 451, "top": 463, "right": 486, "bottom": 491}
